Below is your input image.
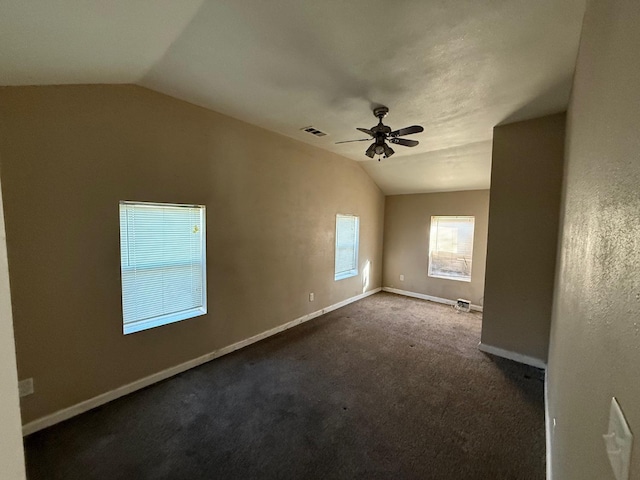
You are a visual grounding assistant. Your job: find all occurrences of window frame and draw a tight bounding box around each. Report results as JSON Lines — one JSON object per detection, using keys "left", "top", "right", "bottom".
{"left": 119, "top": 201, "right": 207, "bottom": 335}
{"left": 334, "top": 213, "right": 360, "bottom": 281}
{"left": 428, "top": 215, "right": 475, "bottom": 283}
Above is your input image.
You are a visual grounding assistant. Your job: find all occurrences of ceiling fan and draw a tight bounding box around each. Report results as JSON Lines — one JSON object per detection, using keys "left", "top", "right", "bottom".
{"left": 336, "top": 106, "right": 423, "bottom": 160}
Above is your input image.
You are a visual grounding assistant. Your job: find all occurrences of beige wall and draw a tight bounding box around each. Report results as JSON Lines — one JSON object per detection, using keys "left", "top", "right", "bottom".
{"left": 481, "top": 113, "right": 565, "bottom": 363}
{"left": 0, "top": 85, "right": 384, "bottom": 424}
{"left": 548, "top": 0, "right": 640, "bottom": 478}
{"left": 0, "top": 174, "right": 26, "bottom": 478}
{"left": 382, "top": 190, "right": 489, "bottom": 306}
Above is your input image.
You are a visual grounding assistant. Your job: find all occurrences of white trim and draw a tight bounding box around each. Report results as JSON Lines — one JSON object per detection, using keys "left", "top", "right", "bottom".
{"left": 477, "top": 342, "right": 547, "bottom": 370}
{"left": 382, "top": 287, "right": 483, "bottom": 312}
{"left": 22, "top": 287, "right": 382, "bottom": 436}
{"left": 545, "top": 372, "right": 552, "bottom": 480}
{"left": 124, "top": 307, "right": 206, "bottom": 335}
{"left": 427, "top": 273, "right": 471, "bottom": 283}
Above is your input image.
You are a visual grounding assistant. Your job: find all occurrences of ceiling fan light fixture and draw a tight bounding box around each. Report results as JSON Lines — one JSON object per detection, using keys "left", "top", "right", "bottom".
{"left": 383, "top": 143, "right": 395, "bottom": 158}
{"left": 365, "top": 143, "right": 376, "bottom": 158}
{"left": 374, "top": 144, "right": 385, "bottom": 155}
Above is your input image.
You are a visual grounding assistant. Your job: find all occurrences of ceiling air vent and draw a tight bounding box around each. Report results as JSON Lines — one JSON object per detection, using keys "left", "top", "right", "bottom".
{"left": 301, "top": 126, "right": 327, "bottom": 137}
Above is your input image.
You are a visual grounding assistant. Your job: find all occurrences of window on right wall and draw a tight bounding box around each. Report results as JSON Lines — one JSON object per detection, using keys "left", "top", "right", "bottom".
{"left": 428, "top": 216, "right": 475, "bottom": 282}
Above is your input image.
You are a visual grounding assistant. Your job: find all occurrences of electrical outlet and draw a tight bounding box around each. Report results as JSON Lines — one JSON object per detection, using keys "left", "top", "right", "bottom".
{"left": 400, "top": 275, "right": 404, "bottom": 281}
{"left": 18, "top": 378, "right": 34, "bottom": 397}
{"left": 309, "top": 293, "right": 314, "bottom": 302}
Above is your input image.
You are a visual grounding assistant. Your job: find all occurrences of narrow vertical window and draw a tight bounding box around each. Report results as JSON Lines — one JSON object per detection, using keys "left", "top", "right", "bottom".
{"left": 334, "top": 214, "right": 359, "bottom": 281}
{"left": 119, "top": 201, "right": 207, "bottom": 334}
{"left": 428, "top": 216, "right": 475, "bottom": 282}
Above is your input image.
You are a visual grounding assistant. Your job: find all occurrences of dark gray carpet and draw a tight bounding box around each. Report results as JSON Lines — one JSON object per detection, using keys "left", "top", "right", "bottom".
{"left": 25, "top": 292, "right": 545, "bottom": 480}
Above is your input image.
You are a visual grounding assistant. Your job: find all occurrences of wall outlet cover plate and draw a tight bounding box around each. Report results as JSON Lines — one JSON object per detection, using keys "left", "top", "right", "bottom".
{"left": 18, "top": 378, "right": 34, "bottom": 397}
{"left": 603, "top": 397, "right": 633, "bottom": 480}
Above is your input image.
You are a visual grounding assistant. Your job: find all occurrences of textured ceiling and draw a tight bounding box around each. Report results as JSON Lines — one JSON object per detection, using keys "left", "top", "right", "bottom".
{"left": 0, "top": 0, "right": 586, "bottom": 194}
{"left": 0, "top": 0, "right": 205, "bottom": 85}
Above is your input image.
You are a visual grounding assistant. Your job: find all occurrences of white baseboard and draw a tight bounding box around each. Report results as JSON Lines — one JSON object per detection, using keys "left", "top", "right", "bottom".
{"left": 477, "top": 342, "right": 547, "bottom": 370}
{"left": 22, "top": 287, "right": 381, "bottom": 436}
{"left": 545, "top": 373, "right": 552, "bottom": 480}
{"left": 382, "top": 287, "right": 483, "bottom": 312}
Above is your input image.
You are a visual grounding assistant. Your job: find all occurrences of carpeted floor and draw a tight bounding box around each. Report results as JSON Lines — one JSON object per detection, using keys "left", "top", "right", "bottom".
{"left": 24, "top": 292, "right": 545, "bottom": 480}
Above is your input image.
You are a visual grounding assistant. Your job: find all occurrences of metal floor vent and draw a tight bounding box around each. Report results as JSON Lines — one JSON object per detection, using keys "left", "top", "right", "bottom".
{"left": 455, "top": 299, "right": 471, "bottom": 313}
{"left": 301, "top": 126, "right": 327, "bottom": 137}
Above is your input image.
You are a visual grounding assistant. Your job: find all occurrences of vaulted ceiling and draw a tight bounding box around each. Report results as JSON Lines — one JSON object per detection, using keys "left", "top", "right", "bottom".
{"left": 0, "top": 0, "right": 586, "bottom": 194}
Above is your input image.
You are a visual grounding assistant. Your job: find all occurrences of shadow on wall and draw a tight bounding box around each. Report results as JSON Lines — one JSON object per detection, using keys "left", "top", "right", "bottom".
{"left": 498, "top": 76, "right": 574, "bottom": 126}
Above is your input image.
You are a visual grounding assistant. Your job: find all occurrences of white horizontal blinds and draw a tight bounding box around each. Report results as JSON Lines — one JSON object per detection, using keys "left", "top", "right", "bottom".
{"left": 335, "top": 214, "right": 359, "bottom": 280}
{"left": 120, "top": 202, "right": 205, "bottom": 328}
{"left": 429, "top": 216, "right": 475, "bottom": 281}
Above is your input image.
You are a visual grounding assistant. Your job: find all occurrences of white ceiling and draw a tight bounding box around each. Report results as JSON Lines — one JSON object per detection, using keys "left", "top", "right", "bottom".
{"left": 0, "top": 0, "right": 586, "bottom": 194}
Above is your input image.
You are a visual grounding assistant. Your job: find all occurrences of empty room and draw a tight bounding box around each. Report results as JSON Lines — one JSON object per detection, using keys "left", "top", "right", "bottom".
{"left": 1, "top": 0, "right": 639, "bottom": 479}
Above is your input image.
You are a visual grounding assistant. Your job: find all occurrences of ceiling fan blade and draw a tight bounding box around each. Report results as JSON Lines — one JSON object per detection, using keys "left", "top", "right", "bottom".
{"left": 335, "top": 138, "right": 371, "bottom": 144}
{"left": 356, "top": 127, "right": 374, "bottom": 136}
{"left": 390, "top": 125, "right": 424, "bottom": 137}
{"left": 390, "top": 138, "right": 419, "bottom": 147}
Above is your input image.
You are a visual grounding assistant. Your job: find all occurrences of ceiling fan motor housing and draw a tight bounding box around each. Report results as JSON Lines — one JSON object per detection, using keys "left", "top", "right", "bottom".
{"left": 373, "top": 106, "right": 389, "bottom": 119}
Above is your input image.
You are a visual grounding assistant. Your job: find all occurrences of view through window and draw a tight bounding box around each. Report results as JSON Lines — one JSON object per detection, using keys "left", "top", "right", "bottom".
{"left": 428, "top": 216, "right": 475, "bottom": 282}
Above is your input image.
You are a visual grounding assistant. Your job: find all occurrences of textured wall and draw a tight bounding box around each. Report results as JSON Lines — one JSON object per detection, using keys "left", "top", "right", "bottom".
{"left": 0, "top": 173, "right": 26, "bottom": 477}
{"left": 548, "top": 0, "right": 640, "bottom": 478}
{"left": 382, "top": 190, "right": 489, "bottom": 306}
{"left": 0, "top": 85, "right": 385, "bottom": 424}
{"left": 481, "top": 113, "right": 565, "bottom": 363}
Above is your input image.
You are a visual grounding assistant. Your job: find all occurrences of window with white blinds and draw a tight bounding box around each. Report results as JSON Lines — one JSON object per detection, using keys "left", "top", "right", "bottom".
{"left": 428, "top": 216, "right": 475, "bottom": 282}
{"left": 119, "top": 201, "right": 206, "bottom": 335}
{"left": 335, "top": 214, "right": 359, "bottom": 281}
